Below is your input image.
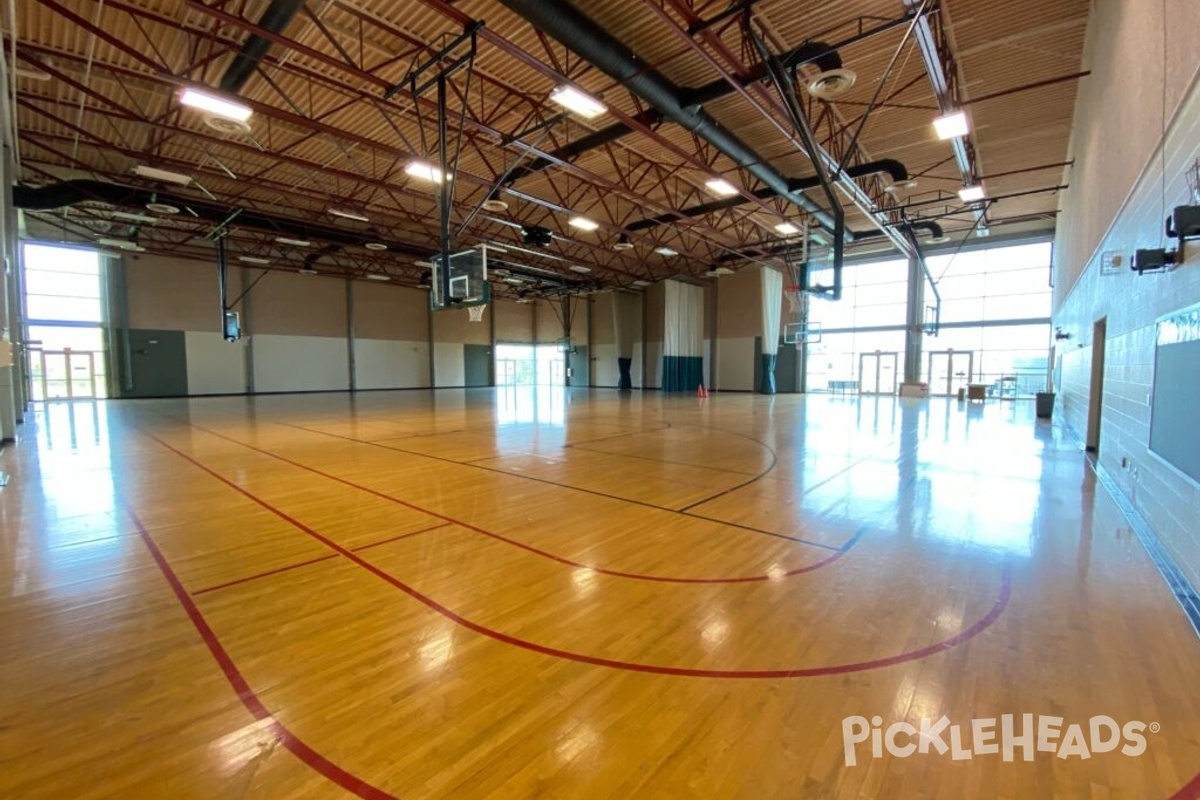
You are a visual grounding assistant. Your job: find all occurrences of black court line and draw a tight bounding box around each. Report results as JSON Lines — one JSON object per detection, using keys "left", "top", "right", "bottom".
{"left": 273, "top": 420, "right": 845, "bottom": 552}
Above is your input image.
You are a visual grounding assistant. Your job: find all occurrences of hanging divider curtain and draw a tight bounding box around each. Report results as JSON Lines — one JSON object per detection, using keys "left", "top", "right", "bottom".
{"left": 612, "top": 292, "right": 640, "bottom": 391}
{"left": 760, "top": 267, "right": 783, "bottom": 394}
{"left": 662, "top": 280, "right": 704, "bottom": 391}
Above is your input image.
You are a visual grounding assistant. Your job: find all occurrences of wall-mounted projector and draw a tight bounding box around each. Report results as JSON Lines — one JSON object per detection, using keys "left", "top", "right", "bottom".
{"left": 521, "top": 225, "right": 554, "bottom": 247}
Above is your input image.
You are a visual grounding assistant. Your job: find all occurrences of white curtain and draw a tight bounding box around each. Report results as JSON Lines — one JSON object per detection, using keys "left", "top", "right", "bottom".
{"left": 663, "top": 280, "right": 703, "bottom": 357}
{"left": 760, "top": 267, "right": 783, "bottom": 347}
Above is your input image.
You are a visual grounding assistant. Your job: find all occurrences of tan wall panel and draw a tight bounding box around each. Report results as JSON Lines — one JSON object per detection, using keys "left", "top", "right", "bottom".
{"left": 715, "top": 268, "right": 761, "bottom": 340}
{"left": 126, "top": 254, "right": 242, "bottom": 332}
{"left": 353, "top": 283, "right": 429, "bottom": 341}
{"left": 535, "top": 300, "right": 564, "bottom": 343}
{"left": 250, "top": 273, "right": 346, "bottom": 337}
{"left": 432, "top": 306, "right": 466, "bottom": 343}
{"left": 494, "top": 299, "right": 533, "bottom": 342}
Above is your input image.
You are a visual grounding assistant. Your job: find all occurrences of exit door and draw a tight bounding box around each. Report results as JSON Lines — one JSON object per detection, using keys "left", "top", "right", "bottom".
{"left": 927, "top": 350, "right": 974, "bottom": 396}
{"left": 859, "top": 351, "right": 899, "bottom": 395}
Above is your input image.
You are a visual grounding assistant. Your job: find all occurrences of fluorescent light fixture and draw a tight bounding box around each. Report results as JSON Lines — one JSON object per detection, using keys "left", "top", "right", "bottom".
{"left": 97, "top": 237, "right": 145, "bottom": 252}
{"left": 654, "top": 247, "right": 678, "bottom": 256}
{"left": 705, "top": 178, "right": 738, "bottom": 197}
{"left": 569, "top": 265, "right": 592, "bottom": 273}
{"left": 275, "top": 236, "right": 312, "bottom": 247}
{"left": 111, "top": 211, "right": 158, "bottom": 224}
{"left": 549, "top": 85, "right": 606, "bottom": 119}
{"left": 631, "top": 279, "right": 651, "bottom": 287}
{"left": 363, "top": 242, "right": 388, "bottom": 251}
{"left": 405, "top": 161, "right": 449, "bottom": 183}
{"left": 365, "top": 273, "right": 390, "bottom": 281}
{"left": 775, "top": 221, "right": 802, "bottom": 235}
{"left": 133, "top": 165, "right": 192, "bottom": 185}
{"left": 145, "top": 202, "right": 180, "bottom": 214}
{"left": 958, "top": 185, "right": 986, "bottom": 203}
{"left": 568, "top": 217, "right": 599, "bottom": 232}
{"left": 329, "top": 208, "right": 369, "bottom": 222}
{"left": 933, "top": 110, "right": 969, "bottom": 140}
{"left": 179, "top": 87, "right": 253, "bottom": 123}
{"left": 298, "top": 268, "right": 318, "bottom": 275}
{"left": 414, "top": 260, "right": 434, "bottom": 268}
{"left": 239, "top": 255, "right": 271, "bottom": 265}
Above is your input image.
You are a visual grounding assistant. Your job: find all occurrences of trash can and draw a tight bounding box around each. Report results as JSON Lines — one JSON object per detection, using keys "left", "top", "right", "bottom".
{"left": 1035, "top": 392, "right": 1055, "bottom": 419}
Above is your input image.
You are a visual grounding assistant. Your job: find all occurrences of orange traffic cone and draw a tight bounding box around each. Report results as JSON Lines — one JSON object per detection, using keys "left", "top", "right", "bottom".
{"left": 697, "top": 383, "right": 706, "bottom": 398}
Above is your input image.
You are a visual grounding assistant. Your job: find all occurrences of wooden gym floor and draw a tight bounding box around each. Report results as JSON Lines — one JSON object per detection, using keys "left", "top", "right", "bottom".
{"left": 1, "top": 389, "right": 1198, "bottom": 799}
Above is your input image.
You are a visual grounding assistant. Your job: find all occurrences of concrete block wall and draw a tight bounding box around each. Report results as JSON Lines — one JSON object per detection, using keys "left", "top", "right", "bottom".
{"left": 1054, "top": 0, "right": 1200, "bottom": 590}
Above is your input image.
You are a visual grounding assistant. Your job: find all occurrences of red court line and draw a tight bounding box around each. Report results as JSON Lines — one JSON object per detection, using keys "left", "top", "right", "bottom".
{"left": 128, "top": 508, "right": 399, "bottom": 800}
{"left": 143, "top": 429, "right": 1014, "bottom": 679}
{"left": 175, "top": 422, "right": 859, "bottom": 583}
{"left": 351, "top": 523, "right": 451, "bottom": 552}
{"left": 192, "top": 554, "right": 339, "bottom": 596}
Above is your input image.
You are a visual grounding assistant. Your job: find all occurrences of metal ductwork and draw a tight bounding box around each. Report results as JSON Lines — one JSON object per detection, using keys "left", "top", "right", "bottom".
{"left": 12, "top": 179, "right": 428, "bottom": 258}
{"left": 495, "top": 0, "right": 845, "bottom": 237}
{"left": 505, "top": 40, "right": 841, "bottom": 185}
{"left": 712, "top": 219, "right": 943, "bottom": 265}
{"left": 627, "top": 159, "right": 909, "bottom": 232}
{"left": 219, "top": 0, "right": 307, "bottom": 94}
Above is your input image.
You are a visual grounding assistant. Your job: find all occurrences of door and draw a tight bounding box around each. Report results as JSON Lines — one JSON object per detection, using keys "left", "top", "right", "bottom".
{"left": 927, "top": 350, "right": 974, "bottom": 396}
{"left": 124, "top": 329, "right": 188, "bottom": 398}
{"left": 464, "top": 344, "right": 492, "bottom": 387}
{"left": 859, "top": 351, "right": 899, "bottom": 394}
{"left": 1086, "top": 318, "right": 1106, "bottom": 452}
{"left": 775, "top": 339, "right": 800, "bottom": 393}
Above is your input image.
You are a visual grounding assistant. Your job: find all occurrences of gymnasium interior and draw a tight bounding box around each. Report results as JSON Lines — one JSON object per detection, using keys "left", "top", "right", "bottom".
{"left": 1, "top": 0, "right": 1199, "bottom": 797}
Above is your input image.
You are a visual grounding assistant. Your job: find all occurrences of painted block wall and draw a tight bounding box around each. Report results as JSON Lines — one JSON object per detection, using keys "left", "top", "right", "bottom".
{"left": 1054, "top": 0, "right": 1200, "bottom": 590}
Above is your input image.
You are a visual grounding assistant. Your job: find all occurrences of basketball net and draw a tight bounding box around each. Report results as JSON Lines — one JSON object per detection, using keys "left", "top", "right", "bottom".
{"left": 784, "top": 284, "right": 803, "bottom": 316}
{"left": 467, "top": 304, "right": 486, "bottom": 323}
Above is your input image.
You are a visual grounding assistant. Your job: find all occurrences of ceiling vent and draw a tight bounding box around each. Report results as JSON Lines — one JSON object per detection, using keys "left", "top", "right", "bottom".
{"left": 482, "top": 197, "right": 509, "bottom": 212}
{"left": 204, "top": 115, "right": 252, "bottom": 135}
{"left": 805, "top": 69, "right": 857, "bottom": 100}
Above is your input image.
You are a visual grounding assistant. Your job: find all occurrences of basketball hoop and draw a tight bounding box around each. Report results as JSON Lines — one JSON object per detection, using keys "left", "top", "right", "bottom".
{"left": 784, "top": 284, "right": 803, "bottom": 315}
{"left": 467, "top": 304, "right": 485, "bottom": 323}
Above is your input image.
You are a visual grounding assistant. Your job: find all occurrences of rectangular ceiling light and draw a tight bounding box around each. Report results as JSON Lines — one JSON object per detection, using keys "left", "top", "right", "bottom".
{"left": 568, "top": 217, "right": 599, "bottom": 232}
{"left": 133, "top": 165, "right": 192, "bottom": 185}
{"left": 958, "top": 185, "right": 986, "bottom": 203}
{"left": 329, "top": 208, "right": 370, "bottom": 222}
{"left": 549, "top": 86, "right": 607, "bottom": 119}
{"left": 933, "top": 110, "right": 969, "bottom": 140}
{"left": 775, "top": 221, "right": 802, "bottom": 235}
{"left": 275, "top": 236, "right": 312, "bottom": 247}
{"left": 705, "top": 178, "right": 739, "bottom": 197}
{"left": 631, "top": 279, "right": 651, "bottom": 286}
{"left": 405, "top": 161, "right": 449, "bottom": 183}
{"left": 654, "top": 247, "right": 678, "bottom": 257}
{"left": 180, "top": 87, "right": 253, "bottom": 122}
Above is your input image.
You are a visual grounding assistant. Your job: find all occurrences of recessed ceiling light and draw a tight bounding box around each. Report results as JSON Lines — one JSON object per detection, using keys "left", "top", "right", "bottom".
{"left": 705, "top": 178, "right": 738, "bottom": 197}
{"left": 365, "top": 273, "right": 390, "bottom": 281}
{"left": 329, "top": 208, "right": 369, "bottom": 222}
{"left": 775, "top": 221, "right": 802, "bottom": 235}
{"left": 145, "top": 202, "right": 180, "bottom": 214}
{"left": 363, "top": 242, "right": 388, "bottom": 251}
{"left": 569, "top": 265, "right": 591, "bottom": 273}
{"left": 239, "top": 255, "right": 271, "bottom": 265}
{"left": 179, "top": 87, "right": 252, "bottom": 123}
{"left": 958, "top": 185, "right": 986, "bottom": 203}
{"left": 933, "top": 110, "right": 969, "bottom": 140}
{"left": 549, "top": 85, "right": 606, "bottom": 119}
{"left": 569, "top": 217, "right": 599, "bottom": 232}
{"left": 632, "top": 279, "right": 651, "bottom": 286}
{"left": 298, "top": 267, "right": 318, "bottom": 275}
{"left": 275, "top": 236, "right": 312, "bottom": 247}
{"left": 133, "top": 165, "right": 192, "bottom": 185}
{"left": 405, "top": 161, "right": 449, "bottom": 183}
{"left": 654, "top": 247, "right": 677, "bottom": 256}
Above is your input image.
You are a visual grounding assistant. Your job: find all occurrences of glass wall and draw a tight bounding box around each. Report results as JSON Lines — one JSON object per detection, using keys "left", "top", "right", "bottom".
{"left": 804, "top": 241, "right": 1052, "bottom": 397}
{"left": 23, "top": 244, "right": 109, "bottom": 401}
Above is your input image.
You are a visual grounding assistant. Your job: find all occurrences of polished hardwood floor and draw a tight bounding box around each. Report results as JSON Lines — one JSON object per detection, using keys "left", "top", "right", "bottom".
{"left": 1, "top": 388, "right": 1198, "bottom": 799}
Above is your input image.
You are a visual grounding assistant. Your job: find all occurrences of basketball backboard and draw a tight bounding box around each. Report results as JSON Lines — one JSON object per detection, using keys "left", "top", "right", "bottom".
{"left": 430, "top": 244, "right": 492, "bottom": 310}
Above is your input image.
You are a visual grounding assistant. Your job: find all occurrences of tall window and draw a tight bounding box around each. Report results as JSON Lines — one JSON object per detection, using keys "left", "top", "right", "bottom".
{"left": 803, "top": 241, "right": 1053, "bottom": 396}
{"left": 23, "top": 243, "right": 109, "bottom": 400}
